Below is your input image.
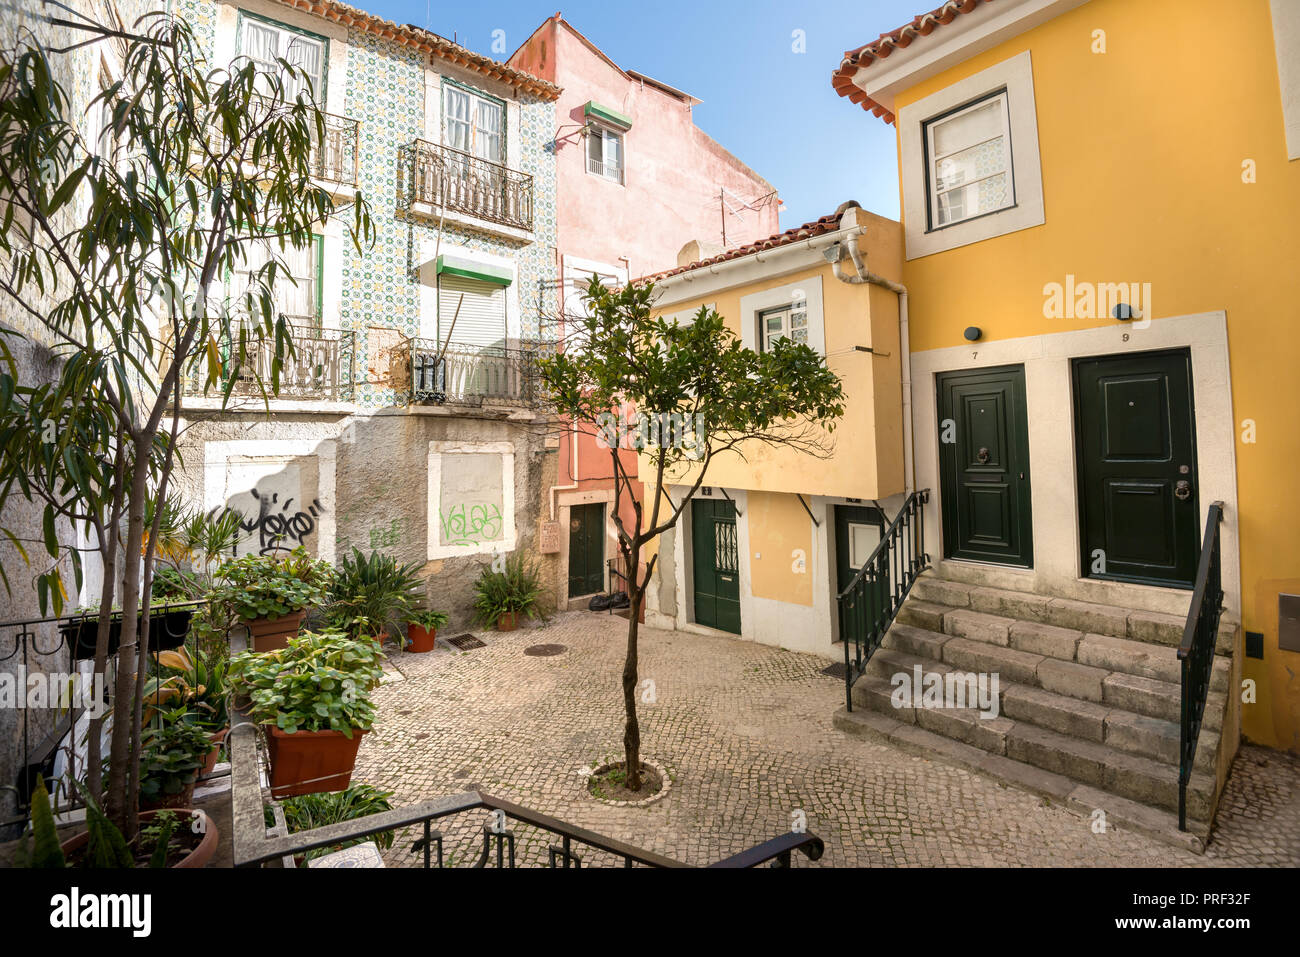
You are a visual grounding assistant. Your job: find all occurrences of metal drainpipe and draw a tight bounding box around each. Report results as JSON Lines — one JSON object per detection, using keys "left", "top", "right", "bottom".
{"left": 829, "top": 218, "right": 915, "bottom": 495}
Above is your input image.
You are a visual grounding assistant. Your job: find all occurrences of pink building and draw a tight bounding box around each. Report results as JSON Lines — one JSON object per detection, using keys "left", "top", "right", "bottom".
{"left": 509, "top": 14, "right": 779, "bottom": 609}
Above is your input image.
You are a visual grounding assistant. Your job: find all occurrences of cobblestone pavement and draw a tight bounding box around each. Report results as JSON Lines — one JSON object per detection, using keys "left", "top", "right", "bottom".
{"left": 353, "top": 611, "right": 1300, "bottom": 868}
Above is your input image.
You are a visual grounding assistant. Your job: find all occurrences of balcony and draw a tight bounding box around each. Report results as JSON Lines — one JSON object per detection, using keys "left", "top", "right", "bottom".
{"left": 182, "top": 322, "right": 357, "bottom": 402}
{"left": 401, "top": 339, "right": 551, "bottom": 409}
{"left": 206, "top": 106, "right": 359, "bottom": 190}
{"left": 586, "top": 155, "right": 624, "bottom": 185}
{"left": 410, "top": 139, "right": 534, "bottom": 232}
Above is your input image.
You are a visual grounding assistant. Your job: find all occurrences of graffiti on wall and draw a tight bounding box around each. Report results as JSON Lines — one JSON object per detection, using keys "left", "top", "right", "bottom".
{"left": 439, "top": 502, "right": 503, "bottom": 547}
{"left": 216, "top": 460, "right": 324, "bottom": 557}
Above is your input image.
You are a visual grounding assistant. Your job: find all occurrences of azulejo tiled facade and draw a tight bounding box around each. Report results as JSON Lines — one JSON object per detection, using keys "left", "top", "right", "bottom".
{"left": 177, "top": 0, "right": 559, "bottom": 410}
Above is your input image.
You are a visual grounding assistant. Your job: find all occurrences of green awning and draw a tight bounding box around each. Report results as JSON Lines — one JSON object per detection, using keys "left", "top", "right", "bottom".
{"left": 435, "top": 254, "right": 513, "bottom": 287}
{"left": 584, "top": 100, "right": 632, "bottom": 131}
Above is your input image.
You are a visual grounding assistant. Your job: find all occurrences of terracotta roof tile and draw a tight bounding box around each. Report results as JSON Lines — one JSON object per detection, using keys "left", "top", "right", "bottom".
{"left": 636, "top": 211, "right": 846, "bottom": 285}
{"left": 269, "top": 0, "right": 561, "bottom": 100}
{"left": 831, "top": 0, "right": 992, "bottom": 123}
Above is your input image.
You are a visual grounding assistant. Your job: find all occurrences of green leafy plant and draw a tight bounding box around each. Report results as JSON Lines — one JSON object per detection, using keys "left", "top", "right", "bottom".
{"left": 408, "top": 609, "right": 449, "bottom": 630}
{"left": 470, "top": 554, "right": 546, "bottom": 627}
{"left": 326, "top": 548, "right": 424, "bottom": 642}
{"left": 140, "top": 811, "right": 179, "bottom": 869}
{"left": 144, "top": 645, "right": 231, "bottom": 730}
{"left": 212, "top": 547, "right": 334, "bottom": 623}
{"left": 15, "top": 778, "right": 66, "bottom": 868}
{"left": 137, "top": 709, "right": 212, "bottom": 804}
{"left": 228, "top": 630, "right": 385, "bottom": 736}
{"left": 267, "top": 784, "right": 395, "bottom": 861}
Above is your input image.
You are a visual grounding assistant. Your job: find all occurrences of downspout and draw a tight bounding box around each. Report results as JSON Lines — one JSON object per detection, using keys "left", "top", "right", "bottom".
{"left": 828, "top": 205, "right": 915, "bottom": 494}
{"left": 549, "top": 251, "right": 580, "bottom": 520}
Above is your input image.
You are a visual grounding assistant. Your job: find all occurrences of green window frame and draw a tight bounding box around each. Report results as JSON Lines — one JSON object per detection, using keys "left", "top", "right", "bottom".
{"left": 235, "top": 11, "right": 330, "bottom": 104}
{"left": 226, "top": 234, "right": 325, "bottom": 332}
{"left": 441, "top": 77, "right": 507, "bottom": 164}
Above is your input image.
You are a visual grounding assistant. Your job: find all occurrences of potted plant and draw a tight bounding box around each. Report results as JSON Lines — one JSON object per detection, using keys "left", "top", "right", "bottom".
{"left": 20, "top": 779, "right": 219, "bottom": 870}
{"left": 228, "top": 630, "right": 385, "bottom": 798}
{"left": 146, "top": 646, "right": 232, "bottom": 774}
{"left": 137, "top": 708, "right": 215, "bottom": 810}
{"left": 405, "top": 609, "right": 449, "bottom": 653}
{"left": 326, "top": 548, "right": 425, "bottom": 647}
{"left": 212, "top": 547, "right": 333, "bottom": 652}
{"left": 268, "top": 784, "right": 396, "bottom": 863}
{"left": 471, "top": 554, "right": 546, "bottom": 632}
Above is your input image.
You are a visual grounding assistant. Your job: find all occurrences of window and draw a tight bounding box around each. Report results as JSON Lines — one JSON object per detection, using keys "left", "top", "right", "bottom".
{"left": 443, "top": 84, "right": 503, "bottom": 164}
{"left": 239, "top": 15, "right": 327, "bottom": 103}
{"left": 586, "top": 126, "right": 623, "bottom": 183}
{"left": 757, "top": 300, "right": 808, "bottom": 352}
{"left": 924, "top": 91, "right": 1014, "bottom": 229}
{"left": 898, "top": 51, "right": 1043, "bottom": 258}
{"left": 236, "top": 237, "right": 322, "bottom": 330}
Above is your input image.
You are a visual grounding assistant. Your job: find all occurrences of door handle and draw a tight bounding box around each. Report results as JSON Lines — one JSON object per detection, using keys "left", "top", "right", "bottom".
{"left": 1174, "top": 480, "right": 1192, "bottom": 501}
{"left": 977, "top": 447, "right": 990, "bottom": 464}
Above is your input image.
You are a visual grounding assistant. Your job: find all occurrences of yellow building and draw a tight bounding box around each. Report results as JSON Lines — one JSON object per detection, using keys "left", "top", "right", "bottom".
{"left": 639, "top": 203, "right": 909, "bottom": 655}
{"left": 817, "top": 0, "right": 1300, "bottom": 841}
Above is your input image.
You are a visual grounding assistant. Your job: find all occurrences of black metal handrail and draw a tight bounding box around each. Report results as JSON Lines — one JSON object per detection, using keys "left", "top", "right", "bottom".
{"left": 1177, "top": 501, "right": 1225, "bottom": 831}
{"left": 839, "top": 490, "right": 930, "bottom": 711}
{"left": 707, "top": 832, "right": 826, "bottom": 868}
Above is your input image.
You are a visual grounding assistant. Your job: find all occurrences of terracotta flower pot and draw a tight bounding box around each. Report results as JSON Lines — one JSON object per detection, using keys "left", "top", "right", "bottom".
{"left": 406, "top": 623, "right": 437, "bottom": 652}
{"left": 200, "top": 728, "right": 229, "bottom": 776}
{"left": 60, "top": 808, "right": 218, "bottom": 868}
{"left": 243, "top": 609, "right": 307, "bottom": 652}
{"left": 497, "top": 612, "right": 518, "bottom": 632}
{"left": 266, "top": 725, "right": 368, "bottom": 798}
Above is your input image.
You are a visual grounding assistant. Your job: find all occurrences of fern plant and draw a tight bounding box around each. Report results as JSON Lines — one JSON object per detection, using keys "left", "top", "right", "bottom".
{"left": 327, "top": 548, "right": 425, "bottom": 641}
{"left": 471, "top": 553, "right": 546, "bottom": 627}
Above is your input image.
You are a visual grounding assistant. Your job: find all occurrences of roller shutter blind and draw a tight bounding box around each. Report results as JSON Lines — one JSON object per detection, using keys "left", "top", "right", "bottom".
{"left": 438, "top": 274, "right": 507, "bottom": 349}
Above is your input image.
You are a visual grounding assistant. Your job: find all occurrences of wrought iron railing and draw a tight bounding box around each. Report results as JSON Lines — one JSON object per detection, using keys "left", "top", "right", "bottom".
{"left": 183, "top": 322, "right": 357, "bottom": 401}
{"left": 839, "top": 490, "right": 930, "bottom": 712}
{"left": 0, "top": 599, "right": 207, "bottom": 833}
{"left": 1178, "top": 501, "right": 1225, "bottom": 831}
{"left": 207, "top": 106, "right": 359, "bottom": 188}
{"left": 410, "top": 138, "right": 534, "bottom": 231}
{"left": 403, "top": 339, "right": 550, "bottom": 408}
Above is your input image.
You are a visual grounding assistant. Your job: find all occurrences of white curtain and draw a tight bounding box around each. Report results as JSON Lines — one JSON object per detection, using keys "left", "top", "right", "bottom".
{"left": 444, "top": 88, "right": 472, "bottom": 152}
{"left": 475, "top": 99, "right": 502, "bottom": 163}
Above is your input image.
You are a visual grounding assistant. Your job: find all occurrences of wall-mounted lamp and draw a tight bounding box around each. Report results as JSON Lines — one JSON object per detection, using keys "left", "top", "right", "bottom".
{"left": 964, "top": 326, "right": 982, "bottom": 341}
{"left": 1113, "top": 303, "right": 1138, "bottom": 321}
{"left": 821, "top": 242, "right": 843, "bottom": 264}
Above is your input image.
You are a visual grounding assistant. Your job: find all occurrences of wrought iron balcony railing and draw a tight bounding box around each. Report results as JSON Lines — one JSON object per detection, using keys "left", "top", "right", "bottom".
{"left": 206, "top": 106, "right": 359, "bottom": 188}
{"left": 182, "top": 322, "right": 357, "bottom": 402}
{"left": 411, "top": 139, "right": 534, "bottom": 231}
{"left": 402, "top": 339, "right": 552, "bottom": 408}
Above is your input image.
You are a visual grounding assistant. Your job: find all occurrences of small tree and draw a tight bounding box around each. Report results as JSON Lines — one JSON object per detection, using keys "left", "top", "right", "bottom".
{"left": 540, "top": 279, "right": 845, "bottom": 789}
{"left": 0, "top": 11, "right": 372, "bottom": 835}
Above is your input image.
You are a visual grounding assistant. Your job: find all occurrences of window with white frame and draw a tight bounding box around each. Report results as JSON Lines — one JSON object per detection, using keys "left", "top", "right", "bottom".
{"left": 924, "top": 91, "right": 1014, "bottom": 230}
{"left": 239, "top": 15, "right": 327, "bottom": 103}
{"left": 443, "top": 84, "right": 503, "bottom": 164}
{"left": 757, "top": 298, "right": 808, "bottom": 351}
{"left": 586, "top": 125, "right": 624, "bottom": 183}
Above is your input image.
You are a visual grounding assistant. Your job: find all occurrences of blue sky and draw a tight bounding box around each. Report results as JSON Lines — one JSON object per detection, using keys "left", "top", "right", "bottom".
{"left": 362, "top": 0, "right": 927, "bottom": 231}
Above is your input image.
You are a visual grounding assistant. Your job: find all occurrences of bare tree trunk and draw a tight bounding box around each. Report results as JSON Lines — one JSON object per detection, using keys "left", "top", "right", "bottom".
{"left": 87, "top": 444, "right": 127, "bottom": 801}
{"left": 622, "top": 538, "right": 642, "bottom": 791}
{"left": 105, "top": 438, "right": 150, "bottom": 837}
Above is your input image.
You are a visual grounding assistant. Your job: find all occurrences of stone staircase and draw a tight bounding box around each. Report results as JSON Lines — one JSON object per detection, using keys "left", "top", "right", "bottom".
{"left": 833, "top": 570, "right": 1240, "bottom": 851}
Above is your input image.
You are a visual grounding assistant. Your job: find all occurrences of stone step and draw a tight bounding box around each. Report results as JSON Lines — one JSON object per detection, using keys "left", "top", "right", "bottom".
{"left": 859, "top": 649, "right": 1219, "bottom": 771}
{"left": 848, "top": 671, "right": 1217, "bottom": 819}
{"left": 878, "top": 624, "right": 1227, "bottom": 730}
{"left": 909, "top": 575, "right": 1233, "bottom": 654}
{"left": 832, "top": 706, "right": 1209, "bottom": 851}
{"left": 897, "top": 605, "right": 1231, "bottom": 693}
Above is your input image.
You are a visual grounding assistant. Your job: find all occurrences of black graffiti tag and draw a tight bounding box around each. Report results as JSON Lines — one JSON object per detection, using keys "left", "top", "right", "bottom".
{"left": 214, "top": 490, "right": 326, "bottom": 556}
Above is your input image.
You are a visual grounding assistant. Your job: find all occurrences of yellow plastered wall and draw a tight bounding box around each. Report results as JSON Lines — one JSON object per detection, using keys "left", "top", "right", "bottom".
{"left": 890, "top": 0, "right": 1300, "bottom": 751}
{"left": 650, "top": 211, "right": 906, "bottom": 502}
{"left": 747, "top": 492, "right": 814, "bottom": 606}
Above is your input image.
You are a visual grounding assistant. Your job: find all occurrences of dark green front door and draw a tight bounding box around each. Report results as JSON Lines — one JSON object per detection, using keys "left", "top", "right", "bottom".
{"left": 567, "top": 503, "right": 605, "bottom": 598}
{"left": 937, "top": 365, "right": 1033, "bottom": 567}
{"left": 1073, "top": 349, "right": 1199, "bottom": 588}
{"left": 691, "top": 498, "right": 740, "bottom": 634}
{"left": 834, "top": 505, "right": 886, "bottom": 640}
